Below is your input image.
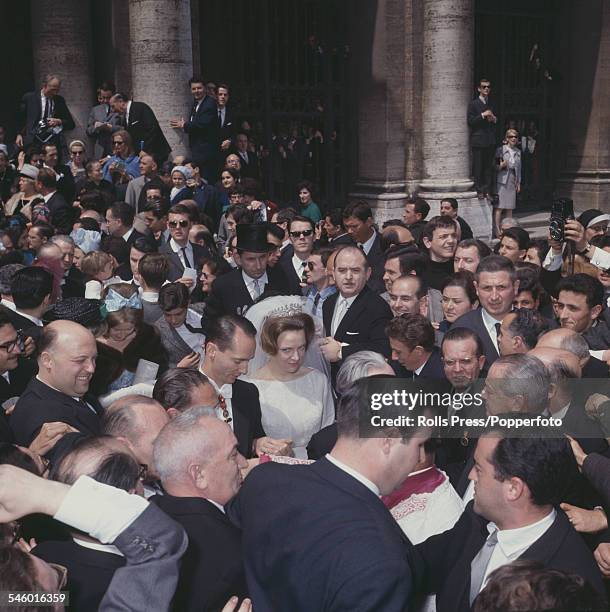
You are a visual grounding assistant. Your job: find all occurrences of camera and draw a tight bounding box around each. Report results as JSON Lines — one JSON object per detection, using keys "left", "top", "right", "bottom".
{"left": 34, "top": 120, "right": 55, "bottom": 144}
{"left": 549, "top": 197, "right": 575, "bottom": 242}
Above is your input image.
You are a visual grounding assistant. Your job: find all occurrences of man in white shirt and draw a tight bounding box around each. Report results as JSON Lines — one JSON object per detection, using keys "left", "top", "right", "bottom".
{"left": 416, "top": 427, "right": 605, "bottom": 609}
{"left": 279, "top": 216, "right": 315, "bottom": 294}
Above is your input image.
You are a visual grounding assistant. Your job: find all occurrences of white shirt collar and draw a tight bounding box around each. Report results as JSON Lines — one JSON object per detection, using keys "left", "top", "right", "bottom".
{"left": 141, "top": 290, "right": 159, "bottom": 303}
{"left": 0, "top": 298, "right": 16, "bottom": 311}
{"left": 42, "top": 190, "right": 56, "bottom": 203}
{"left": 206, "top": 498, "right": 226, "bottom": 514}
{"left": 488, "top": 509, "right": 556, "bottom": 559}
{"left": 337, "top": 293, "right": 358, "bottom": 308}
{"left": 359, "top": 231, "right": 376, "bottom": 255}
{"left": 242, "top": 270, "right": 268, "bottom": 290}
{"left": 15, "top": 309, "right": 43, "bottom": 326}
{"left": 292, "top": 253, "right": 308, "bottom": 276}
{"left": 205, "top": 374, "right": 233, "bottom": 399}
{"left": 481, "top": 308, "right": 504, "bottom": 351}
{"left": 414, "top": 352, "right": 431, "bottom": 376}
{"left": 169, "top": 237, "right": 192, "bottom": 254}
{"left": 326, "top": 454, "right": 380, "bottom": 496}
{"left": 73, "top": 537, "right": 124, "bottom": 557}
{"left": 122, "top": 227, "right": 134, "bottom": 242}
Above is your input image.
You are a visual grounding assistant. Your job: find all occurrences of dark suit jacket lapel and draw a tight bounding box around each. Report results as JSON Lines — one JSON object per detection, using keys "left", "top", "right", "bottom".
{"left": 335, "top": 288, "right": 369, "bottom": 338}
{"left": 518, "top": 511, "right": 568, "bottom": 564}
{"left": 323, "top": 291, "right": 339, "bottom": 336}
{"left": 478, "top": 310, "right": 499, "bottom": 360}
{"left": 231, "top": 383, "right": 251, "bottom": 457}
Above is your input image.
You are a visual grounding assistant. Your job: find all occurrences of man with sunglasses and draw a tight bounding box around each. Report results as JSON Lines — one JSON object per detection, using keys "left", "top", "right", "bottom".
{"left": 467, "top": 77, "right": 498, "bottom": 198}
{"left": 279, "top": 216, "right": 315, "bottom": 294}
{"left": 159, "top": 203, "right": 213, "bottom": 283}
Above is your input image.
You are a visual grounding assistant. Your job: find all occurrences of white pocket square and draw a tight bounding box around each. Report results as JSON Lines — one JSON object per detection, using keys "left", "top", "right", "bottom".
{"left": 345, "top": 331, "right": 359, "bottom": 336}
{"left": 130, "top": 120, "right": 139, "bottom": 125}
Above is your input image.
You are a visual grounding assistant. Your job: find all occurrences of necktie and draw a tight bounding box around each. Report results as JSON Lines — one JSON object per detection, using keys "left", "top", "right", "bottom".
{"left": 469, "top": 530, "right": 498, "bottom": 604}
{"left": 44, "top": 97, "right": 51, "bottom": 120}
{"left": 252, "top": 278, "right": 261, "bottom": 299}
{"left": 218, "top": 109, "right": 223, "bottom": 127}
{"left": 332, "top": 298, "right": 348, "bottom": 336}
{"left": 181, "top": 247, "right": 191, "bottom": 268}
{"left": 313, "top": 292, "right": 321, "bottom": 310}
{"left": 358, "top": 243, "right": 365, "bottom": 253}
{"left": 494, "top": 322, "right": 501, "bottom": 340}
{"left": 190, "top": 101, "right": 198, "bottom": 121}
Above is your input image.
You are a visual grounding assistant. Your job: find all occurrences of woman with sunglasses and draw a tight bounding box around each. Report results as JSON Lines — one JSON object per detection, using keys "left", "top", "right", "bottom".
{"left": 67, "top": 139, "right": 88, "bottom": 180}
{"left": 102, "top": 129, "right": 140, "bottom": 186}
{"left": 295, "top": 180, "right": 322, "bottom": 224}
{"left": 494, "top": 128, "right": 522, "bottom": 237}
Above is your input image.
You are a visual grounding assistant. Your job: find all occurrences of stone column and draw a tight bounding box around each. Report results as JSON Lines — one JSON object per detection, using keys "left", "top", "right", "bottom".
{"left": 31, "top": 0, "right": 94, "bottom": 145}
{"left": 555, "top": 0, "right": 610, "bottom": 211}
{"left": 348, "top": 0, "right": 410, "bottom": 224}
{"left": 418, "top": 0, "right": 491, "bottom": 239}
{"left": 112, "top": 0, "right": 132, "bottom": 94}
{"left": 128, "top": 0, "right": 194, "bottom": 158}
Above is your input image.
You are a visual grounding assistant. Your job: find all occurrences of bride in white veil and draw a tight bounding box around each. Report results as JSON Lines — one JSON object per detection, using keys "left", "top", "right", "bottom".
{"left": 245, "top": 294, "right": 330, "bottom": 379}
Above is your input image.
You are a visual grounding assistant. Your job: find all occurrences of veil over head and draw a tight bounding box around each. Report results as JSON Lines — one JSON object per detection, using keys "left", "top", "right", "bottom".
{"left": 245, "top": 294, "right": 330, "bottom": 378}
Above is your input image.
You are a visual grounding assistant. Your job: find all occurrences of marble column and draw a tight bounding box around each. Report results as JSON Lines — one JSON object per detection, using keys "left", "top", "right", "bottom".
{"left": 31, "top": 0, "right": 94, "bottom": 145}
{"left": 112, "top": 0, "right": 132, "bottom": 94}
{"left": 128, "top": 0, "right": 194, "bottom": 158}
{"left": 348, "top": 0, "right": 410, "bottom": 224}
{"left": 555, "top": 0, "right": 610, "bottom": 211}
{"left": 418, "top": 0, "right": 491, "bottom": 239}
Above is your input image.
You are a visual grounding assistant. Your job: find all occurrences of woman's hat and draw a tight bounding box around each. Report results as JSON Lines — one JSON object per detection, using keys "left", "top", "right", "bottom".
{"left": 47, "top": 298, "right": 104, "bottom": 327}
{"left": 18, "top": 164, "right": 39, "bottom": 181}
{"left": 236, "top": 223, "right": 276, "bottom": 253}
{"left": 577, "top": 209, "right": 610, "bottom": 229}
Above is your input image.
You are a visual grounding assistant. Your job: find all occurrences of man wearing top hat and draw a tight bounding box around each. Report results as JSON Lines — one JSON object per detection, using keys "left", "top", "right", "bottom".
{"left": 206, "top": 223, "right": 293, "bottom": 318}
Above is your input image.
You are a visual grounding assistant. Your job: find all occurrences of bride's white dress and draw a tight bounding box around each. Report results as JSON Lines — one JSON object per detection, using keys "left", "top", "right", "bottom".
{"left": 244, "top": 368, "right": 335, "bottom": 459}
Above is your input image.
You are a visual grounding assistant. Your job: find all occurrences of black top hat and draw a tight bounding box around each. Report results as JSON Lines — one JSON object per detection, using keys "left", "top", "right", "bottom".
{"left": 236, "top": 223, "right": 276, "bottom": 253}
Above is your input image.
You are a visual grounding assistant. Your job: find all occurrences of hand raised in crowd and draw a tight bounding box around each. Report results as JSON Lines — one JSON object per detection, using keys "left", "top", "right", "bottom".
{"left": 177, "top": 352, "right": 200, "bottom": 369}
{"left": 169, "top": 117, "right": 186, "bottom": 129}
{"left": 563, "top": 219, "right": 587, "bottom": 252}
{"left": 23, "top": 335, "right": 35, "bottom": 357}
{"left": 594, "top": 543, "right": 610, "bottom": 577}
{"left": 566, "top": 435, "right": 588, "bottom": 470}
{"left": 15, "top": 536, "right": 37, "bottom": 553}
{"left": 255, "top": 436, "right": 293, "bottom": 457}
{"left": 29, "top": 421, "right": 78, "bottom": 457}
{"left": 560, "top": 502, "right": 608, "bottom": 533}
{"left": 176, "top": 276, "right": 195, "bottom": 289}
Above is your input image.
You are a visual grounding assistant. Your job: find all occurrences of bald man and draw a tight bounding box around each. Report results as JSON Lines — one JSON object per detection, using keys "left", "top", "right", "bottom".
{"left": 10, "top": 320, "right": 101, "bottom": 449}
{"left": 151, "top": 407, "right": 248, "bottom": 612}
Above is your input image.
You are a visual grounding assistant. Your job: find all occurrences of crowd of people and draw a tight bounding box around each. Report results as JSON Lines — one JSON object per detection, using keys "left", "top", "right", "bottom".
{"left": 0, "top": 71, "right": 609, "bottom": 612}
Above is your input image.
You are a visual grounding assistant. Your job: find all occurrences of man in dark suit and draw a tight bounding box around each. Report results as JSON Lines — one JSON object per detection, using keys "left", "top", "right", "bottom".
{"left": 320, "top": 245, "right": 393, "bottom": 382}
{"left": 441, "top": 197, "right": 474, "bottom": 240}
{"left": 206, "top": 223, "right": 292, "bottom": 318}
{"left": 16, "top": 74, "right": 75, "bottom": 153}
{"left": 452, "top": 255, "right": 518, "bottom": 367}
{"left": 342, "top": 201, "right": 385, "bottom": 294}
{"left": 86, "top": 82, "right": 121, "bottom": 158}
{"left": 1, "top": 266, "right": 53, "bottom": 345}
{"left": 199, "top": 314, "right": 291, "bottom": 458}
{"left": 279, "top": 216, "right": 315, "bottom": 295}
{"left": 227, "top": 376, "right": 427, "bottom": 611}
{"left": 110, "top": 93, "right": 171, "bottom": 163}
{"left": 34, "top": 168, "right": 73, "bottom": 234}
{"left": 416, "top": 429, "right": 605, "bottom": 610}
{"left": 10, "top": 320, "right": 101, "bottom": 450}
{"left": 170, "top": 77, "right": 219, "bottom": 182}
{"left": 217, "top": 83, "right": 235, "bottom": 161}
{"left": 41, "top": 142, "right": 75, "bottom": 204}
{"left": 151, "top": 408, "right": 249, "bottom": 612}
{"left": 233, "top": 132, "right": 259, "bottom": 180}
{"left": 105, "top": 201, "right": 145, "bottom": 247}
{"left": 467, "top": 77, "right": 498, "bottom": 197}
{"left": 386, "top": 313, "right": 447, "bottom": 380}
{"left": 159, "top": 203, "right": 213, "bottom": 283}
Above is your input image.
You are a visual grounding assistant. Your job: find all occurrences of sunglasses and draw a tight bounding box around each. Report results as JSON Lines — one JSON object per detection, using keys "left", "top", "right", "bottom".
{"left": 290, "top": 229, "right": 314, "bottom": 238}
{"left": 168, "top": 220, "right": 190, "bottom": 228}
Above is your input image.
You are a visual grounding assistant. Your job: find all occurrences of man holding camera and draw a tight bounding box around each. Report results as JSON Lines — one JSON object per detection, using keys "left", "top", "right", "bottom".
{"left": 16, "top": 74, "right": 75, "bottom": 154}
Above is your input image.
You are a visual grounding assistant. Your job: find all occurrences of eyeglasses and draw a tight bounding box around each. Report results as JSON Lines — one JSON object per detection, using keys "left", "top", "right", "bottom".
{"left": 168, "top": 220, "right": 190, "bottom": 228}
{"left": 480, "top": 85, "right": 491, "bottom": 89}
{"left": 217, "top": 394, "right": 232, "bottom": 423}
{"left": 289, "top": 230, "right": 314, "bottom": 238}
{"left": 48, "top": 562, "right": 68, "bottom": 590}
{"left": 71, "top": 150, "right": 85, "bottom": 156}
{"left": 0, "top": 332, "right": 24, "bottom": 353}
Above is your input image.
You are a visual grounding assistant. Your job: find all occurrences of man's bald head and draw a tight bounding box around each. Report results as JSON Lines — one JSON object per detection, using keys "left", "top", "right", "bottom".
{"left": 37, "top": 242, "right": 62, "bottom": 261}
{"left": 381, "top": 225, "right": 414, "bottom": 245}
{"left": 528, "top": 346, "right": 582, "bottom": 379}
{"left": 536, "top": 328, "right": 591, "bottom": 367}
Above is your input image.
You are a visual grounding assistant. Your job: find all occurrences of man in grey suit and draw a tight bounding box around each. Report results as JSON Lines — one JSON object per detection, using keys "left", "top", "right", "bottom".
{"left": 86, "top": 82, "right": 121, "bottom": 159}
{"left": 0, "top": 464, "right": 188, "bottom": 612}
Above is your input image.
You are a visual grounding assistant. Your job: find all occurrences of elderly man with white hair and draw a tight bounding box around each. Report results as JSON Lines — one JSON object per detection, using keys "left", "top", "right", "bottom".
{"left": 150, "top": 407, "right": 249, "bottom": 612}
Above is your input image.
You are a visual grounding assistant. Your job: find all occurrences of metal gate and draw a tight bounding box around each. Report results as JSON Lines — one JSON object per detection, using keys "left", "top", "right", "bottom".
{"left": 474, "top": 0, "right": 560, "bottom": 208}
{"left": 199, "top": 0, "right": 350, "bottom": 208}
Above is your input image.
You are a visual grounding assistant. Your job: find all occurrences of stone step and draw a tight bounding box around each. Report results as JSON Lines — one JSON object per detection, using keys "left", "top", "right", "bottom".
{"left": 514, "top": 209, "right": 586, "bottom": 240}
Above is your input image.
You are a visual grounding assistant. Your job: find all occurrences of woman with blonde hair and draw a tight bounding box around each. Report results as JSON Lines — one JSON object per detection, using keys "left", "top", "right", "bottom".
{"left": 102, "top": 129, "right": 140, "bottom": 184}
{"left": 494, "top": 128, "right": 522, "bottom": 237}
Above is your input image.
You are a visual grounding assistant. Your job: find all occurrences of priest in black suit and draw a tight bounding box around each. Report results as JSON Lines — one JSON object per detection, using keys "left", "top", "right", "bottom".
{"left": 200, "top": 313, "right": 291, "bottom": 458}
{"left": 416, "top": 430, "right": 605, "bottom": 611}
{"left": 110, "top": 93, "right": 171, "bottom": 163}
{"left": 206, "top": 223, "right": 292, "bottom": 318}
{"left": 16, "top": 75, "right": 75, "bottom": 152}
{"left": 10, "top": 321, "right": 101, "bottom": 450}
{"left": 170, "top": 77, "right": 220, "bottom": 183}
{"left": 151, "top": 409, "right": 249, "bottom": 612}
{"left": 467, "top": 78, "right": 498, "bottom": 197}
{"left": 321, "top": 245, "right": 392, "bottom": 383}
{"left": 452, "top": 255, "right": 518, "bottom": 368}
{"left": 226, "top": 376, "right": 427, "bottom": 611}
{"left": 386, "top": 314, "right": 447, "bottom": 381}
{"left": 159, "top": 203, "right": 213, "bottom": 282}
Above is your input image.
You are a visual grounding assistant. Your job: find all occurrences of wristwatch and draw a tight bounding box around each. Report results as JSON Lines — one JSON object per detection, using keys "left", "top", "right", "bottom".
{"left": 576, "top": 243, "right": 592, "bottom": 256}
